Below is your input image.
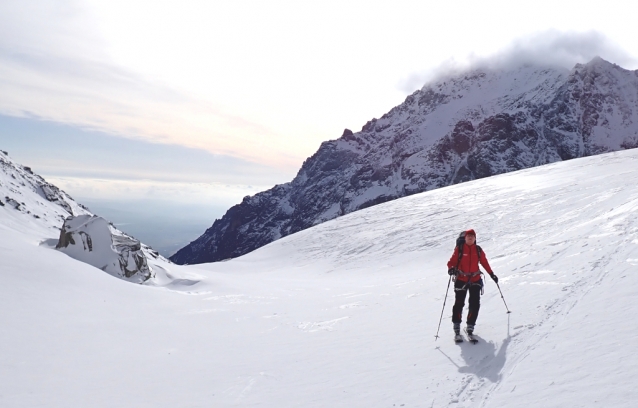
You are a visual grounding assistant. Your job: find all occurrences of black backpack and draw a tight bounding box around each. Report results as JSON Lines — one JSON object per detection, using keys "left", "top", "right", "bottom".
{"left": 455, "top": 231, "right": 483, "bottom": 269}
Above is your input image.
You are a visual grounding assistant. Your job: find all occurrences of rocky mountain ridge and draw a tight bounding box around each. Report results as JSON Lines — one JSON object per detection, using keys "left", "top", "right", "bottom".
{"left": 171, "top": 57, "right": 638, "bottom": 264}
{"left": 0, "top": 150, "right": 90, "bottom": 225}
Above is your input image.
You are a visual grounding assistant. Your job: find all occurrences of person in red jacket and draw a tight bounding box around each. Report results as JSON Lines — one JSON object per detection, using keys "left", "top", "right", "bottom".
{"left": 447, "top": 229, "right": 498, "bottom": 336}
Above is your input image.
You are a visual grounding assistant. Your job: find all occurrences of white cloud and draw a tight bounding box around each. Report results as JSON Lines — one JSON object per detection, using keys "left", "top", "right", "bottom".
{"left": 0, "top": 1, "right": 308, "bottom": 171}
{"left": 0, "top": 49, "right": 299, "bottom": 169}
{"left": 489, "top": 31, "right": 637, "bottom": 70}
{"left": 3, "top": 0, "right": 638, "bottom": 173}
{"left": 398, "top": 30, "right": 638, "bottom": 94}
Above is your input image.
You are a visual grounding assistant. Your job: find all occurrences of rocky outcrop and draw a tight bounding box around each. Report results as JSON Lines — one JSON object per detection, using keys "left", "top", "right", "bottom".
{"left": 56, "top": 215, "right": 153, "bottom": 283}
{"left": 0, "top": 150, "right": 90, "bottom": 223}
{"left": 171, "top": 57, "right": 638, "bottom": 265}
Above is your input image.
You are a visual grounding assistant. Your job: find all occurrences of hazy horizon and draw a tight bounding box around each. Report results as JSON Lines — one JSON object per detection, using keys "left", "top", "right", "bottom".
{"left": 79, "top": 198, "right": 222, "bottom": 257}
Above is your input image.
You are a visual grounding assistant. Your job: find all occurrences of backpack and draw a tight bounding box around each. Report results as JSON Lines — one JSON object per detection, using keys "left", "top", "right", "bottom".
{"left": 455, "top": 231, "right": 483, "bottom": 269}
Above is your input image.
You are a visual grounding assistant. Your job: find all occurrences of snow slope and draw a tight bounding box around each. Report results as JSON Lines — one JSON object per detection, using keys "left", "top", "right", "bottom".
{"left": 2, "top": 149, "right": 638, "bottom": 407}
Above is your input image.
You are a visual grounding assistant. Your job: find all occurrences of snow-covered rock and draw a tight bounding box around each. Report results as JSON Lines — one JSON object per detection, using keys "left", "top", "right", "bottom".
{"left": 56, "top": 215, "right": 153, "bottom": 283}
{"left": 171, "top": 57, "right": 638, "bottom": 264}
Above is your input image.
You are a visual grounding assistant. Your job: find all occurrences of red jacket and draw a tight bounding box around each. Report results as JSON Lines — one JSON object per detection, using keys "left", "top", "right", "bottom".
{"left": 447, "top": 244, "right": 493, "bottom": 283}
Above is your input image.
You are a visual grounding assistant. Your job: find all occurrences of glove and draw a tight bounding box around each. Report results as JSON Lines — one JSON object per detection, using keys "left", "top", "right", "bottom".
{"left": 490, "top": 273, "right": 498, "bottom": 284}
{"left": 448, "top": 267, "right": 457, "bottom": 276}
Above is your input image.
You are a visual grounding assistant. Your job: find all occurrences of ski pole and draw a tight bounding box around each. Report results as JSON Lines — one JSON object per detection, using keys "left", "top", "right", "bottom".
{"left": 434, "top": 274, "right": 453, "bottom": 340}
{"left": 495, "top": 281, "right": 511, "bottom": 314}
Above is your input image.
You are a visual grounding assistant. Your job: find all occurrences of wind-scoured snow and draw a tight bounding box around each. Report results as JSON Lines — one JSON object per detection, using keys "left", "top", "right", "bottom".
{"left": 2, "top": 149, "right": 638, "bottom": 406}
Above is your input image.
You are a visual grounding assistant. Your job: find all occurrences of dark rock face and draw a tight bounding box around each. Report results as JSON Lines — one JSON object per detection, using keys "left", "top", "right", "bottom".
{"left": 341, "top": 128, "right": 355, "bottom": 141}
{"left": 171, "top": 57, "right": 638, "bottom": 265}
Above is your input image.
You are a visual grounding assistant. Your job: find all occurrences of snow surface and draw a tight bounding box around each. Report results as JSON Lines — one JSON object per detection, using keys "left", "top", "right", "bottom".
{"left": 2, "top": 149, "right": 638, "bottom": 407}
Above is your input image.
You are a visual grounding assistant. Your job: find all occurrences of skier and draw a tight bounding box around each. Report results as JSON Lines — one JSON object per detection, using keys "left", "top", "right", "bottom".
{"left": 447, "top": 229, "right": 498, "bottom": 340}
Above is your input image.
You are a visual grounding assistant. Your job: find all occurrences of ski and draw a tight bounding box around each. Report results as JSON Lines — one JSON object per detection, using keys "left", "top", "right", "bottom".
{"left": 454, "top": 334, "right": 463, "bottom": 343}
{"left": 464, "top": 329, "right": 478, "bottom": 344}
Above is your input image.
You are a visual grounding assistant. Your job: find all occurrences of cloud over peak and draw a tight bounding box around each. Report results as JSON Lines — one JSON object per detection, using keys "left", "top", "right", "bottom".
{"left": 399, "top": 30, "right": 637, "bottom": 94}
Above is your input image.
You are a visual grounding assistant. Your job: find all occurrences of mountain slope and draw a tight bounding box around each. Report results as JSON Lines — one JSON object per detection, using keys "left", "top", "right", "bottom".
{"left": 0, "top": 150, "right": 91, "bottom": 229}
{"left": 2, "top": 149, "right": 638, "bottom": 406}
{"left": 172, "top": 57, "right": 638, "bottom": 264}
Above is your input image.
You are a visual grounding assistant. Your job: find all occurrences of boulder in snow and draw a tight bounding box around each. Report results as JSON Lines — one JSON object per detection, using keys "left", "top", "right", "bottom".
{"left": 56, "top": 215, "right": 153, "bottom": 283}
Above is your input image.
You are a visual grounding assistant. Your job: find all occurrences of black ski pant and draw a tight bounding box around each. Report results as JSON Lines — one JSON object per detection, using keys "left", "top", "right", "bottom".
{"left": 452, "top": 279, "right": 482, "bottom": 325}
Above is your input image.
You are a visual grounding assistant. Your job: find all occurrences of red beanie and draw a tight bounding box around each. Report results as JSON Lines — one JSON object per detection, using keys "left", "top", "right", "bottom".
{"left": 465, "top": 229, "right": 476, "bottom": 237}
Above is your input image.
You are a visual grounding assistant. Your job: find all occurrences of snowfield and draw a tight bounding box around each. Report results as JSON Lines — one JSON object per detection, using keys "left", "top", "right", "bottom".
{"left": 2, "top": 149, "right": 638, "bottom": 407}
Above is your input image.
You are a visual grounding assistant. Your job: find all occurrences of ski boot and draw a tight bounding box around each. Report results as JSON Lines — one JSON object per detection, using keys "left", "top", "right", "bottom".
{"left": 465, "top": 324, "right": 478, "bottom": 344}
{"left": 453, "top": 323, "right": 462, "bottom": 343}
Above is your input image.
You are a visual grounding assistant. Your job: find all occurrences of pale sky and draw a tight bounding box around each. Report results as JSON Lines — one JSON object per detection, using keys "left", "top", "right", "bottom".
{"left": 1, "top": 0, "right": 637, "bottom": 254}
{"left": 2, "top": 1, "right": 637, "bottom": 171}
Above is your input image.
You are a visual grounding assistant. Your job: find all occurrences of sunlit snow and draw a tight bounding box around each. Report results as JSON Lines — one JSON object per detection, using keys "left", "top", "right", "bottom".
{"left": 1, "top": 149, "right": 638, "bottom": 406}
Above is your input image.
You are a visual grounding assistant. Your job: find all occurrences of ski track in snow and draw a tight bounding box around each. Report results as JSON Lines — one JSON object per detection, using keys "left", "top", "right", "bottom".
{"left": 439, "top": 168, "right": 638, "bottom": 407}
{"left": 196, "top": 150, "right": 638, "bottom": 407}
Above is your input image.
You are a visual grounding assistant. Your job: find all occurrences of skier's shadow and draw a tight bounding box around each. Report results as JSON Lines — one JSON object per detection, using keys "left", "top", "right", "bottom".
{"left": 437, "top": 316, "right": 512, "bottom": 383}
{"left": 457, "top": 334, "right": 510, "bottom": 382}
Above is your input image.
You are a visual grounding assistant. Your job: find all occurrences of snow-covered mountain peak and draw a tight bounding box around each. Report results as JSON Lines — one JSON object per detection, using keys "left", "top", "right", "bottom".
{"left": 575, "top": 55, "right": 619, "bottom": 70}
{"left": 172, "top": 57, "right": 638, "bottom": 265}
{"left": 568, "top": 57, "right": 637, "bottom": 95}
{"left": 421, "top": 63, "right": 567, "bottom": 99}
